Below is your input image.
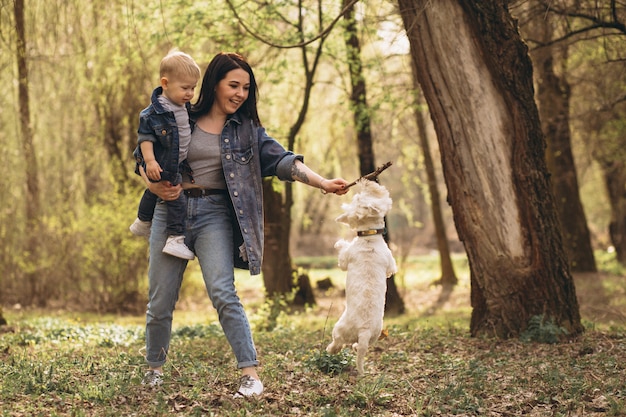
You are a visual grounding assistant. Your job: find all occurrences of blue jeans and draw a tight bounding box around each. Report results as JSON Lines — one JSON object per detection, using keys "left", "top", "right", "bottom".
{"left": 145, "top": 194, "right": 258, "bottom": 369}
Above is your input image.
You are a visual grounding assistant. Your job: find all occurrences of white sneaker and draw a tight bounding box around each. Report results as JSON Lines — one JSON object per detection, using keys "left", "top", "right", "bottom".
{"left": 233, "top": 375, "right": 264, "bottom": 398}
{"left": 129, "top": 218, "right": 151, "bottom": 238}
{"left": 162, "top": 235, "right": 195, "bottom": 260}
{"left": 141, "top": 370, "right": 163, "bottom": 387}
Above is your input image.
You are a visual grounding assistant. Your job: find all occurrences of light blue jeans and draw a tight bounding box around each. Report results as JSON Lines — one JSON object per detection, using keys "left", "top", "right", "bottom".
{"left": 145, "top": 194, "right": 258, "bottom": 369}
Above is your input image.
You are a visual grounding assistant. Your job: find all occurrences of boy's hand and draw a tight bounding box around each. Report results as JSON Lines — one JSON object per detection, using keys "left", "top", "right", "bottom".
{"left": 145, "top": 160, "right": 163, "bottom": 181}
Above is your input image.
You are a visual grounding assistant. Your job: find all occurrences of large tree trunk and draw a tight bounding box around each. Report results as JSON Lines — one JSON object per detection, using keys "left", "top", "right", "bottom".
{"left": 398, "top": 0, "right": 583, "bottom": 338}
{"left": 343, "top": 0, "right": 405, "bottom": 315}
{"left": 531, "top": 17, "right": 597, "bottom": 272}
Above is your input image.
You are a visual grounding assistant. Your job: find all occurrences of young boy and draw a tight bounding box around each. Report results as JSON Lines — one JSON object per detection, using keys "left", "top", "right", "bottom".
{"left": 129, "top": 50, "right": 200, "bottom": 260}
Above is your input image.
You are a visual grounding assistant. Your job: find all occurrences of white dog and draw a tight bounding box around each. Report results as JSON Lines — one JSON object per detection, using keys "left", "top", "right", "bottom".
{"left": 326, "top": 179, "right": 397, "bottom": 375}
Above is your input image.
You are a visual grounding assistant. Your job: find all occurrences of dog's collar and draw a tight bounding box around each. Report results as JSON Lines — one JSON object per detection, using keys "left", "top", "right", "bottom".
{"left": 357, "top": 228, "right": 385, "bottom": 237}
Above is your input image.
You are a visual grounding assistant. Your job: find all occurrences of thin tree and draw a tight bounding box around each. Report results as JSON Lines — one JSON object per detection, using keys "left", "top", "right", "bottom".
{"left": 259, "top": 2, "right": 331, "bottom": 304}
{"left": 227, "top": 0, "right": 360, "bottom": 303}
{"left": 14, "top": 0, "right": 42, "bottom": 305}
{"left": 530, "top": 0, "right": 626, "bottom": 264}
{"left": 342, "top": 0, "right": 405, "bottom": 315}
{"left": 527, "top": 9, "right": 597, "bottom": 272}
{"left": 398, "top": 0, "right": 583, "bottom": 338}
{"left": 412, "top": 86, "right": 458, "bottom": 287}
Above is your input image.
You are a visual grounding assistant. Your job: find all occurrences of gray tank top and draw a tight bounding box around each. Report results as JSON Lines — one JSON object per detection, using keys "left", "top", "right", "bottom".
{"left": 186, "top": 126, "right": 227, "bottom": 189}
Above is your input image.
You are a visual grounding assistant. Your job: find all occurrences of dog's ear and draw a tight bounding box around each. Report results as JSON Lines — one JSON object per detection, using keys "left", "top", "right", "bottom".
{"left": 335, "top": 211, "right": 350, "bottom": 225}
{"left": 335, "top": 200, "right": 355, "bottom": 225}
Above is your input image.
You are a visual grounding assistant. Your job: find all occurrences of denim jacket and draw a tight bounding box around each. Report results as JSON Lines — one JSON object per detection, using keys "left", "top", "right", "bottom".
{"left": 133, "top": 86, "right": 194, "bottom": 184}
{"left": 209, "top": 112, "right": 303, "bottom": 275}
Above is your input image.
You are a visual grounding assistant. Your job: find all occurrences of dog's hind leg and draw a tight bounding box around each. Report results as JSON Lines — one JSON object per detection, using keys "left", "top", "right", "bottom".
{"left": 355, "top": 331, "right": 371, "bottom": 376}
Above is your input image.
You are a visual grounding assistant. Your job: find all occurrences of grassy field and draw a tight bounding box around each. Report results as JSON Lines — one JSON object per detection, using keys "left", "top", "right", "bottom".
{"left": 1, "top": 253, "right": 625, "bottom": 416}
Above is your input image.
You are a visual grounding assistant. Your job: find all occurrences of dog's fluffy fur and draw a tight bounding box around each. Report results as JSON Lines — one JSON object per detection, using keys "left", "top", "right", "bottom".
{"left": 326, "top": 179, "right": 397, "bottom": 375}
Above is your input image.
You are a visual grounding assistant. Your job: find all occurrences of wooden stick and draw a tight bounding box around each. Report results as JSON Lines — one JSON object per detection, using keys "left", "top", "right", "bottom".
{"left": 344, "top": 161, "right": 393, "bottom": 189}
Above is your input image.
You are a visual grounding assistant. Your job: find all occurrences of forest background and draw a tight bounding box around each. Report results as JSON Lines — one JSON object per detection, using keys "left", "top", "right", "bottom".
{"left": 1, "top": 0, "right": 625, "bottom": 318}
{"left": 1, "top": 1, "right": 626, "bottom": 415}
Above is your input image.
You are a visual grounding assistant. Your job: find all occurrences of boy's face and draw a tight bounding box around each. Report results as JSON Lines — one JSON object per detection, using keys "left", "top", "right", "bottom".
{"left": 161, "top": 75, "right": 198, "bottom": 106}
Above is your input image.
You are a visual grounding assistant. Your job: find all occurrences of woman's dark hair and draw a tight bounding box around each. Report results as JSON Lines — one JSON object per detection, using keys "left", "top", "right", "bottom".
{"left": 192, "top": 52, "right": 261, "bottom": 125}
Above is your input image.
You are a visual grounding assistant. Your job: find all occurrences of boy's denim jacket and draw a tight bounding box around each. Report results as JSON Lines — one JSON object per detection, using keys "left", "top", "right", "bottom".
{"left": 133, "top": 86, "right": 192, "bottom": 184}
{"left": 206, "top": 112, "right": 303, "bottom": 275}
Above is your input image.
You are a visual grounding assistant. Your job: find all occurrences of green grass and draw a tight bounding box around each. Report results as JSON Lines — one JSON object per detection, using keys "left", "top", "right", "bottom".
{"left": 0, "top": 317, "right": 624, "bottom": 416}
{"left": 1, "top": 253, "right": 625, "bottom": 416}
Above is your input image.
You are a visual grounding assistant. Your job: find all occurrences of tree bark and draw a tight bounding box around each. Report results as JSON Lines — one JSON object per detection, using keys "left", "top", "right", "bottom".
{"left": 262, "top": 179, "right": 294, "bottom": 296}
{"left": 398, "top": 0, "right": 583, "bottom": 338}
{"left": 343, "top": 0, "right": 405, "bottom": 314}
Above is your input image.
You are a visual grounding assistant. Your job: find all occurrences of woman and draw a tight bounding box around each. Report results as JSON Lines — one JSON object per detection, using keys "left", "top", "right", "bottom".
{"left": 139, "top": 52, "right": 348, "bottom": 397}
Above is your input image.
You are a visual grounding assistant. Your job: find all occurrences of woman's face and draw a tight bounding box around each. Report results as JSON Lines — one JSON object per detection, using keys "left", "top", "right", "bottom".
{"left": 213, "top": 68, "right": 250, "bottom": 116}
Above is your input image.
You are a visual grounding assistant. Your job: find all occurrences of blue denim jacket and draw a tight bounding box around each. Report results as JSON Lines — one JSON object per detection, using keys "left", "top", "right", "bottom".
{"left": 133, "top": 86, "right": 194, "bottom": 184}
{"left": 210, "top": 113, "right": 303, "bottom": 275}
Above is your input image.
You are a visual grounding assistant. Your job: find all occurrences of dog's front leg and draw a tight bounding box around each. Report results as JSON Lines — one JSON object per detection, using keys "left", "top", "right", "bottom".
{"left": 334, "top": 239, "right": 351, "bottom": 270}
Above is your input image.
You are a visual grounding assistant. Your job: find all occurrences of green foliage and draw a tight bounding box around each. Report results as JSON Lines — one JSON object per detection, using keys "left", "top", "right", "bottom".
{"left": 596, "top": 249, "right": 626, "bottom": 276}
{"left": 250, "top": 294, "right": 293, "bottom": 332}
{"left": 520, "top": 315, "right": 569, "bottom": 344}
{"left": 304, "top": 348, "right": 355, "bottom": 376}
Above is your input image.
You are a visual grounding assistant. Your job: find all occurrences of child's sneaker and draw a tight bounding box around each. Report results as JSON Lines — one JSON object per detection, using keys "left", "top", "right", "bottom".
{"left": 129, "top": 218, "right": 151, "bottom": 238}
{"left": 162, "top": 235, "right": 195, "bottom": 260}
{"left": 141, "top": 370, "right": 163, "bottom": 387}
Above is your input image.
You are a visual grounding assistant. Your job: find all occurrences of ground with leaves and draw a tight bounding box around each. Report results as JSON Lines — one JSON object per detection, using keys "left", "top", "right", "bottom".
{"left": 0, "top": 256, "right": 625, "bottom": 416}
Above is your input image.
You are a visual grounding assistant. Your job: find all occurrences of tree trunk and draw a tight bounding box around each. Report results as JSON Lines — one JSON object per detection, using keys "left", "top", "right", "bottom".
{"left": 603, "top": 161, "right": 626, "bottom": 264}
{"left": 398, "top": 0, "right": 583, "bottom": 338}
{"left": 343, "top": 0, "right": 405, "bottom": 315}
{"left": 532, "top": 18, "right": 597, "bottom": 272}
{"left": 14, "top": 0, "right": 42, "bottom": 306}
{"left": 262, "top": 179, "right": 294, "bottom": 296}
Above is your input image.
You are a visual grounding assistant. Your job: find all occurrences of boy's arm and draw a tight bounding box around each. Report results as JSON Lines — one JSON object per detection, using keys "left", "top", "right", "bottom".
{"left": 140, "top": 141, "right": 162, "bottom": 181}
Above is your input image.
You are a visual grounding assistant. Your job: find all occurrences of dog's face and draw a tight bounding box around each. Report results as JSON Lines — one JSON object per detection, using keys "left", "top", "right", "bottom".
{"left": 336, "top": 179, "right": 392, "bottom": 229}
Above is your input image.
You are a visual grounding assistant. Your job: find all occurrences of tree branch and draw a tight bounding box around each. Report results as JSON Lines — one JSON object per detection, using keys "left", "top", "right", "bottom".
{"left": 224, "top": 0, "right": 361, "bottom": 49}
{"left": 344, "top": 161, "right": 393, "bottom": 189}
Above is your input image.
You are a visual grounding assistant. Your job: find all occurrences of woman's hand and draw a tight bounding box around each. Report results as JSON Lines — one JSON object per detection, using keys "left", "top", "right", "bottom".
{"left": 138, "top": 166, "right": 182, "bottom": 201}
{"left": 292, "top": 160, "right": 349, "bottom": 195}
{"left": 320, "top": 178, "right": 349, "bottom": 195}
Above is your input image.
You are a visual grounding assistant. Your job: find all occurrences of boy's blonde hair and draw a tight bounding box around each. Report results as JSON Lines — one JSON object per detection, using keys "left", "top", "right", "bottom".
{"left": 160, "top": 50, "right": 201, "bottom": 81}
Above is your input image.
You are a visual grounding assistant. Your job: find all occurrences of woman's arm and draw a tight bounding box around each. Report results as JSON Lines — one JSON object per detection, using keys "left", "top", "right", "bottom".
{"left": 291, "top": 160, "right": 349, "bottom": 195}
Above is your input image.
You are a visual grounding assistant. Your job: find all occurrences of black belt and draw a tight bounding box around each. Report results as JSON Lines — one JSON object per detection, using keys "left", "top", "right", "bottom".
{"left": 184, "top": 188, "right": 228, "bottom": 198}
